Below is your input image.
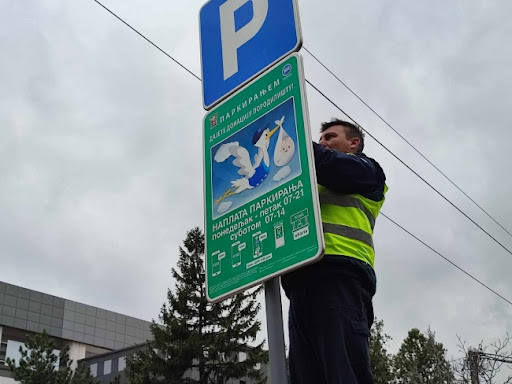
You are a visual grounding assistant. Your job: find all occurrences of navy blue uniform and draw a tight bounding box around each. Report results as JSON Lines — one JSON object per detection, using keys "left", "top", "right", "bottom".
{"left": 281, "top": 143, "right": 386, "bottom": 384}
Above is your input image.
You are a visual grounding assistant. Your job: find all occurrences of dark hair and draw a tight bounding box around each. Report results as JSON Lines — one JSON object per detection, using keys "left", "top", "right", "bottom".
{"left": 320, "top": 118, "right": 365, "bottom": 152}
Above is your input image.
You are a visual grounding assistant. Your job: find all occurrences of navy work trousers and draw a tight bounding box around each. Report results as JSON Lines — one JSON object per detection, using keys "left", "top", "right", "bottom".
{"left": 282, "top": 256, "right": 375, "bottom": 384}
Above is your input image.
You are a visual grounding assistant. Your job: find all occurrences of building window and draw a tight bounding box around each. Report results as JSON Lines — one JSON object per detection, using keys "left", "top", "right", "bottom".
{"left": 0, "top": 341, "right": 7, "bottom": 365}
{"left": 118, "top": 356, "right": 126, "bottom": 372}
{"left": 104, "top": 359, "right": 112, "bottom": 375}
{"left": 90, "top": 363, "right": 97, "bottom": 377}
{"left": 5, "top": 340, "right": 27, "bottom": 367}
{"left": 5, "top": 340, "right": 59, "bottom": 369}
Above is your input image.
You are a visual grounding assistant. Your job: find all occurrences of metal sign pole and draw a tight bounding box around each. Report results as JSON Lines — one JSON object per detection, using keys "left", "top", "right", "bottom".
{"left": 265, "top": 277, "right": 288, "bottom": 384}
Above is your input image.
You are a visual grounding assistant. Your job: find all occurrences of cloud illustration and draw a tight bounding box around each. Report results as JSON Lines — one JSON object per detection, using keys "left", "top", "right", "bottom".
{"left": 217, "top": 201, "right": 233, "bottom": 214}
{"left": 273, "top": 166, "right": 291, "bottom": 181}
{"left": 214, "top": 142, "right": 239, "bottom": 163}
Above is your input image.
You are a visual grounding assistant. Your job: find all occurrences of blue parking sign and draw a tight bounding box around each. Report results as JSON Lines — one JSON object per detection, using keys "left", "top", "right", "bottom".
{"left": 200, "top": 0, "right": 302, "bottom": 109}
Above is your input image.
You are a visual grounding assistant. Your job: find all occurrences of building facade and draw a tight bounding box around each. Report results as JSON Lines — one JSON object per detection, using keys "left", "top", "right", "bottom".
{"left": 79, "top": 343, "right": 145, "bottom": 383}
{"left": 1, "top": 280, "right": 269, "bottom": 384}
{"left": 79, "top": 343, "right": 270, "bottom": 384}
{"left": 0, "top": 280, "right": 153, "bottom": 383}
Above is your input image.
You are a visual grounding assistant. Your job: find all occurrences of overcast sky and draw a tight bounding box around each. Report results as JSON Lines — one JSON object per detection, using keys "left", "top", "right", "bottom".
{"left": 2, "top": 0, "right": 512, "bottom": 374}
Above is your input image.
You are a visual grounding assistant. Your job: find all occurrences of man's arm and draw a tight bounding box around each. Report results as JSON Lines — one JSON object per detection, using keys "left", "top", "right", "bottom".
{"left": 313, "top": 142, "right": 385, "bottom": 197}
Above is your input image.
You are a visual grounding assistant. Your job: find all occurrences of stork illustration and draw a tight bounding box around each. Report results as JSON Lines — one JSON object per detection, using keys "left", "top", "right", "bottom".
{"left": 214, "top": 117, "right": 285, "bottom": 204}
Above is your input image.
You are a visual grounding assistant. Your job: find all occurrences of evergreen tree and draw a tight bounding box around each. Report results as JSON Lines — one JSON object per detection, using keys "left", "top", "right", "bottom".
{"left": 127, "top": 227, "right": 268, "bottom": 384}
{"left": 73, "top": 363, "right": 103, "bottom": 384}
{"left": 370, "top": 318, "right": 394, "bottom": 384}
{"left": 6, "top": 330, "right": 100, "bottom": 384}
{"left": 393, "top": 328, "right": 454, "bottom": 384}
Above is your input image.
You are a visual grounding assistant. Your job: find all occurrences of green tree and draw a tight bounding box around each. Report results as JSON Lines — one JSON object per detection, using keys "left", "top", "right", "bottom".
{"left": 127, "top": 227, "right": 268, "bottom": 384}
{"left": 72, "top": 363, "right": 103, "bottom": 384}
{"left": 6, "top": 330, "right": 99, "bottom": 384}
{"left": 370, "top": 318, "right": 394, "bottom": 384}
{"left": 393, "top": 328, "right": 454, "bottom": 384}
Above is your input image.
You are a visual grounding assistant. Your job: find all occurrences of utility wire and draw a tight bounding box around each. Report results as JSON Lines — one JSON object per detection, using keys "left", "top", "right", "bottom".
{"left": 91, "top": 0, "right": 512, "bottom": 307}
{"left": 305, "top": 79, "right": 512, "bottom": 258}
{"left": 476, "top": 352, "right": 512, "bottom": 364}
{"left": 303, "top": 45, "right": 512, "bottom": 240}
{"left": 92, "top": 0, "right": 201, "bottom": 81}
{"left": 382, "top": 211, "right": 512, "bottom": 307}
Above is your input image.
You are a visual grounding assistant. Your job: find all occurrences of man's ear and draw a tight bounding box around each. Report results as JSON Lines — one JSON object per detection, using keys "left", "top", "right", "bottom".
{"left": 350, "top": 137, "right": 361, "bottom": 151}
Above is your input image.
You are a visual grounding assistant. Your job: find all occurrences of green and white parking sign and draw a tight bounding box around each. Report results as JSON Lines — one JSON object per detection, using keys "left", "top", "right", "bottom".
{"left": 203, "top": 53, "right": 324, "bottom": 302}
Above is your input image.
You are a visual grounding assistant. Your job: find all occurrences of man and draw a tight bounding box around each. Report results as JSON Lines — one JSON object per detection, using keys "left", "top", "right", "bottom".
{"left": 281, "top": 119, "right": 387, "bottom": 383}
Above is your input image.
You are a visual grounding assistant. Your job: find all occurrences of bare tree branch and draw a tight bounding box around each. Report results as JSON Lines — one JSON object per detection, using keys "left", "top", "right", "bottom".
{"left": 453, "top": 334, "right": 512, "bottom": 384}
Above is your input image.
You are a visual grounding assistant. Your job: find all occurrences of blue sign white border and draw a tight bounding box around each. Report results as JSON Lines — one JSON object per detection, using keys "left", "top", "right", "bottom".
{"left": 199, "top": 0, "right": 304, "bottom": 111}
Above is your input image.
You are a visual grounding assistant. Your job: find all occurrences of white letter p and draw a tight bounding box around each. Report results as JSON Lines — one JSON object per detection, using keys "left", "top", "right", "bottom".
{"left": 219, "top": 0, "right": 268, "bottom": 80}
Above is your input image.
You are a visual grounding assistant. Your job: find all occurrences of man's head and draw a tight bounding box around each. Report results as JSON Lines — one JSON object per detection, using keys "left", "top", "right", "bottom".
{"left": 319, "top": 119, "right": 365, "bottom": 153}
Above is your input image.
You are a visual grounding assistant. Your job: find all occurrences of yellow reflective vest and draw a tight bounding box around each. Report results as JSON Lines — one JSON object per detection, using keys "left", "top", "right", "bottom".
{"left": 318, "top": 184, "right": 387, "bottom": 268}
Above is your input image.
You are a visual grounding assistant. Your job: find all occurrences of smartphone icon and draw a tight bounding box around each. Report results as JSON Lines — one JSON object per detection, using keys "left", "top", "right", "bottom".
{"left": 252, "top": 232, "right": 263, "bottom": 258}
{"left": 274, "top": 223, "right": 285, "bottom": 248}
{"left": 232, "top": 242, "right": 241, "bottom": 267}
{"left": 212, "top": 252, "right": 221, "bottom": 276}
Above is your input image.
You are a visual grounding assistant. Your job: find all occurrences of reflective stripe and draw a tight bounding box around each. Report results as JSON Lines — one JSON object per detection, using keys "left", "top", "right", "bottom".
{"left": 319, "top": 194, "right": 376, "bottom": 230}
{"left": 323, "top": 223, "right": 374, "bottom": 249}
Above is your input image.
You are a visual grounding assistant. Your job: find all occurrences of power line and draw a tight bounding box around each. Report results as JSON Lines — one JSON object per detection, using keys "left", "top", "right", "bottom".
{"left": 92, "top": 0, "right": 201, "bottom": 81}
{"left": 90, "top": 0, "right": 512, "bottom": 307}
{"left": 476, "top": 352, "right": 512, "bottom": 364}
{"left": 382, "top": 211, "right": 512, "bottom": 307}
{"left": 303, "top": 45, "right": 512, "bottom": 241}
{"left": 305, "top": 79, "right": 512, "bottom": 258}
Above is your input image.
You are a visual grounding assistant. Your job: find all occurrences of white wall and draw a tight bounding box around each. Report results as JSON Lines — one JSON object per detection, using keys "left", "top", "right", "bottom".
{"left": 67, "top": 342, "right": 87, "bottom": 371}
